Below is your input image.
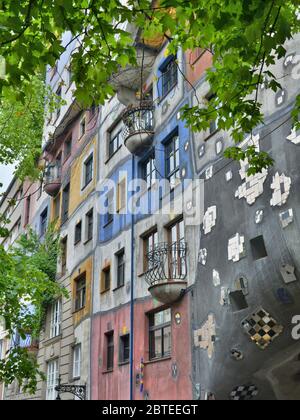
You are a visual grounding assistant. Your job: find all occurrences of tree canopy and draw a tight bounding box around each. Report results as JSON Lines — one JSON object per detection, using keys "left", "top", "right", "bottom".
{"left": 0, "top": 0, "right": 300, "bottom": 171}
{"left": 0, "top": 225, "right": 66, "bottom": 394}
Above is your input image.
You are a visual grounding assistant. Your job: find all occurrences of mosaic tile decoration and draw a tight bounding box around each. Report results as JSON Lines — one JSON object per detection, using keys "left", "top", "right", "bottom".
{"left": 270, "top": 172, "right": 291, "bottom": 207}
{"left": 235, "top": 134, "right": 268, "bottom": 205}
{"left": 205, "top": 165, "right": 213, "bottom": 180}
{"left": 287, "top": 127, "right": 300, "bottom": 145}
{"left": 198, "top": 248, "right": 208, "bottom": 266}
{"left": 279, "top": 208, "right": 294, "bottom": 228}
{"left": 194, "top": 314, "right": 216, "bottom": 359}
{"left": 230, "top": 384, "right": 258, "bottom": 401}
{"left": 203, "top": 206, "right": 217, "bottom": 235}
{"left": 241, "top": 307, "right": 283, "bottom": 350}
{"left": 228, "top": 233, "right": 245, "bottom": 263}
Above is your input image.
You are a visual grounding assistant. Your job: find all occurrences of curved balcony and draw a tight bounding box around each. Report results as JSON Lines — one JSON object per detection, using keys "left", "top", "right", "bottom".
{"left": 145, "top": 242, "right": 188, "bottom": 304}
{"left": 44, "top": 163, "right": 62, "bottom": 197}
{"left": 122, "top": 102, "right": 154, "bottom": 156}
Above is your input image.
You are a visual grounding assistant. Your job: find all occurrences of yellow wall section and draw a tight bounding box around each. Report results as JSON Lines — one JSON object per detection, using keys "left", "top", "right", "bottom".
{"left": 69, "top": 136, "right": 97, "bottom": 217}
{"left": 71, "top": 256, "right": 93, "bottom": 326}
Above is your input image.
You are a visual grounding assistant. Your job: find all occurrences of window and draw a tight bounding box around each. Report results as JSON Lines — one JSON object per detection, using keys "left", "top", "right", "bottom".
{"left": 0, "top": 339, "right": 3, "bottom": 360}
{"left": 50, "top": 300, "right": 61, "bottom": 339}
{"left": 79, "top": 116, "right": 86, "bottom": 138}
{"left": 64, "top": 135, "right": 72, "bottom": 159}
{"left": 116, "top": 250, "right": 125, "bottom": 288}
{"left": 73, "top": 344, "right": 81, "bottom": 379}
{"left": 40, "top": 208, "right": 48, "bottom": 237}
{"left": 250, "top": 235, "right": 268, "bottom": 260}
{"left": 62, "top": 183, "right": 70, "bottom": 223}
{"left": 106, "top": 332, "right": 114, "bottom": 371}
{"left": 37, "top": 181, "right": 43, "bottom": 200}
{"left": 101, "top": 266, "right": 111, "bottom": 293}
{"left": 149, "top": 308, "right": 171, "bottom": 360}
{"left": 117, "top": 178, "right": 126, "bottom": 213}
{"left": 54, "top": 193, "right": 60, "bottom": 219}
{"left": 85, "top": 209, "right": 93, "bottom": 242}
{"left": 119, "top": 334, "right": 130, "bottom": 364}
{"left": 108, "top": 122, "right": 122, "bottom": 158}
{"left": 206, "top": 94, "right": 219, "bottom": 136}
{"left": 46, "top": 359, "right": 59, "bottom": 400}
{"left": 50, "top": 61, "right": 58, "bottom": 80}
{"left": 104, "top": 190, "right": 114, "bottom": 226}
{"left": 74, "top": 221, "right": 82, "bottom": 245}
{"left": 67, "top": 64, "right": 73, "bottom": 88}
{"left": 74, "top": 274, "right": 86, "bottom": 311}
{"left": 11, "top": 218, "right": 21, "bottom": 244}
{"left": 161, "top": 56, "right": 178, "bottom": 98}
{"left": 143, "top": 230, "right": 158, "bottom": 272}
{"left": 55, "top": 86, "right": 62, "bottom": 120}
{"left": 229, "top": 291, "right": 248, "bottom": 312}
{"left": 83, "top": 154, "right": 93, "bottom": 187}
{"left": 61, "top": 236, "right": 67, "bottom": 275}
{"left": 25, "top": 196, "right": 31, "bottom": 226}
{"left": 168, "top": 219, "right": 186, "bottom": 278}
{"left": 165, "top": 134, "right": 180, "bottom": 188}
{"left": 142, "top": 157, "right": 156, "bottom": 189}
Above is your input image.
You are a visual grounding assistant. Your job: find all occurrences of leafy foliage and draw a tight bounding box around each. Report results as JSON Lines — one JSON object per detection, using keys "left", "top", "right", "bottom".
{"left": 1, "top": 1, "right": 299, "bottom": 172}
{"left": 0, "top": 74, "right": 61, "bottom": 181}
{"left": 0, "top": 225, "right": 66, "bottom": 394}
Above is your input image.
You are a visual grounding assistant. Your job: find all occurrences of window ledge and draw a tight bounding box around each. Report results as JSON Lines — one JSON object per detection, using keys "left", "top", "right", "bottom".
{"left": 104, "top": 146, "right": 123, "bottom": 165}
{"left": 100, "top": 288, "right": 110, "bottom": 295}
{"left": 158, "top": 83, "right": 178, "bottom": 104}
{"left": 81, "top": 180, "right": 93, "bottom": 192}
{"left": 118, "top": 361, "right": 129, "bottom": 367}
{"left": 113, "top": 284, "right": 125, "bottom": 292}
{"left": 204, "top": 128, "right": 220, "bottom": 142}
{"left": 102, "top": 369, "right": 114, "bottom": 375}
{"left": 43, "top": 335, "right": 62, "bottom": 347}
{"left": 144, "top": 356, "right": 172, "bottom": 365}
{"left": 103, "top": 220, "right": 113, "bottom": 229}
{"left": 72, "top": 306, "right": 86, "bottom": 314}
{"left": 83, "top": 237, "right": 92, "bottom": 245}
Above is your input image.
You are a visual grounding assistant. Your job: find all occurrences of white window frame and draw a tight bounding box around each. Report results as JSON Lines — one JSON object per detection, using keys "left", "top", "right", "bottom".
{"left": 0, "top": 339, "right": 3, "bottom": 360}
{"left": 72, "top": 344, "right": 81, "bottom": 379}
{"left": 50, "top": 300, "right": 61, "bottom": 339}
{"left": 46, "top": 359, "right": 59, "bottom": 400}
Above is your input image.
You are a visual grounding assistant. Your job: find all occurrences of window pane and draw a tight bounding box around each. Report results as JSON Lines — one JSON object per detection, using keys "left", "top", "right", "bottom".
{"left": 163, "top": 326, "right": 171, "bottom": 356}
{"left": 150, "top": 329, "right": 162, "bottom": 359}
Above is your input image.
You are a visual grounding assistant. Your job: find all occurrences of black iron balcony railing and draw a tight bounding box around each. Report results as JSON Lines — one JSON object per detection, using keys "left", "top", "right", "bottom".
{"left": 145, "top": 242, "right": 187, "bottom": 287}
{"left": 122, "top": 101, "right": 155, "bottom": 155}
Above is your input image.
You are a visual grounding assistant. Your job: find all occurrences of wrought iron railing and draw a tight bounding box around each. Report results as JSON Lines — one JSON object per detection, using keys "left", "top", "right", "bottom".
{"left": 122, "top": 101, "right": 154, "bottom": 141}
{"left": 145, "top": 242, "right": 187, "bottom": 287}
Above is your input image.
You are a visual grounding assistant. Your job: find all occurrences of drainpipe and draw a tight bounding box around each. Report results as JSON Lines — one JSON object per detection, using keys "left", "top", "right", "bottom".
{"left": 129, "top": 155, "right": 135, "bottom": 401}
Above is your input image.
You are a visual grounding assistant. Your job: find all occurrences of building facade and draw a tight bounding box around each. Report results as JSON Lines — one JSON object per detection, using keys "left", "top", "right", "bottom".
{"left": 1, "top": 27, "right": 300, "bottom": 401}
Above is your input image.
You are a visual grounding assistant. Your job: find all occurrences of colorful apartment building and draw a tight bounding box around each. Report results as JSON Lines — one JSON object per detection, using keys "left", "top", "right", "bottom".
{"left": 1, "top": 26, "right": 300, "bottom": 401}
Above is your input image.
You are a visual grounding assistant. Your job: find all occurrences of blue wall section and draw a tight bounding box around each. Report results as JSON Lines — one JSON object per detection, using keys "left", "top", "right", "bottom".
{"left": 99, "top": 98, "right": 193, "bottom": 244}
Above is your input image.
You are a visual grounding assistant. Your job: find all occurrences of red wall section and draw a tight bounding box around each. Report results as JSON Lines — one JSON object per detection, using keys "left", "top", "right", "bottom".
{"left": 185, "top": 50, "right": 213, "bottom": 87}
{"left": 91, "top": 295, "right": 192, "bottom": 400}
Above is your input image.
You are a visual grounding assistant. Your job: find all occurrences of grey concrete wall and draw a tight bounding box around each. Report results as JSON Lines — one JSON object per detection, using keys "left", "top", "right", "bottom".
{"left": 191, "top": 36, "right": 300, "bottom": 401}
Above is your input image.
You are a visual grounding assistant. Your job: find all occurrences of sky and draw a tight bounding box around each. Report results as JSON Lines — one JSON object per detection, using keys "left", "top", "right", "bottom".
{"left": 0, "top": 164, "right": 15, "bottom": 195}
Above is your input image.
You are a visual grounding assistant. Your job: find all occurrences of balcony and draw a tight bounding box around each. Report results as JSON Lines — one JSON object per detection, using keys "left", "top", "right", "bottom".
{"left": 145, "top": 242, "right": 188, "bottom": 304}
{"left": 110, "top": 45, "right": 158, "bottom": 98}
{"left": 122, "top": 102, "right": 155, "bottom": 156}
{"left": 44, "top": 163, "right": 62, "bottom": 197}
